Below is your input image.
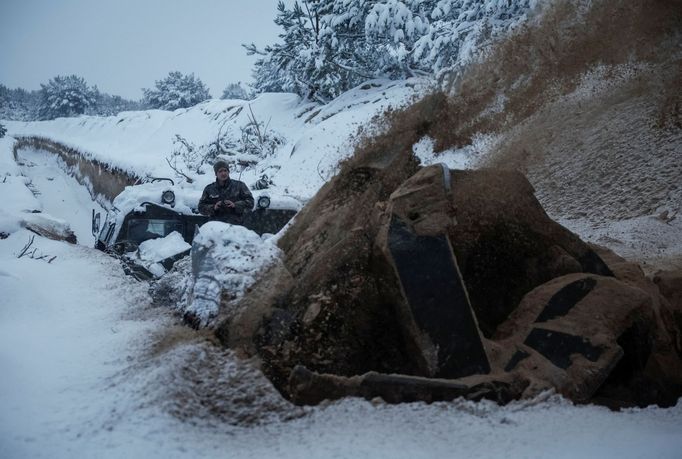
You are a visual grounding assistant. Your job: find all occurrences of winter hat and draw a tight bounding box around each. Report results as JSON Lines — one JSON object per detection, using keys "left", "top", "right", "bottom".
{"left": 213, "top": 160, "right": 229, "bottom": 174}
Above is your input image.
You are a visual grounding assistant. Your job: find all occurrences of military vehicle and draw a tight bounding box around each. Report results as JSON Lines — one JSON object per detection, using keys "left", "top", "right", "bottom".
{"left": 92, "top": 178, "right": 301, "bottom": 278}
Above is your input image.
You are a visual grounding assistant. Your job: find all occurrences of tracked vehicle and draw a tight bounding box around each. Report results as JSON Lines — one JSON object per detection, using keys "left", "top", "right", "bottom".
{"left": 92, "top": 178, "right": 301, "bottom": 278}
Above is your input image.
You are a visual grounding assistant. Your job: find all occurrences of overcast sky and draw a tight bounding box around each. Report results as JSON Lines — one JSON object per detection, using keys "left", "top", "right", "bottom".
{"left": 0, "top": 0, "right": 288, "bottom": 100}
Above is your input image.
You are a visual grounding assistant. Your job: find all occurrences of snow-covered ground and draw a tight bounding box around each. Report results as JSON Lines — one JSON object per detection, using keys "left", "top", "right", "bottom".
{"left": 4, "top": 79, "right": 424, "bottom": 201}
{"left": 1, "top": 226, "right": 681, "bottom": 458}
{"left": 2, "top": 80, "right": 682, "bottom": 457}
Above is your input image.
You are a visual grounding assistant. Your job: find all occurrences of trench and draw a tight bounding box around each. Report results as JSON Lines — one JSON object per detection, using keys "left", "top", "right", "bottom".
{"left": 13, "top": 136, "right": 140, "bottom": 205}
{"left": 12, "top": 136, "right": 140, "bottom": 245}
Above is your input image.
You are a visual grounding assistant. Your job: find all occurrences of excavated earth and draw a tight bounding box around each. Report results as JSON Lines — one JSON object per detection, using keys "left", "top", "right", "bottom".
{"left": 215, "top": 0, "right": 682, "bottom": 408}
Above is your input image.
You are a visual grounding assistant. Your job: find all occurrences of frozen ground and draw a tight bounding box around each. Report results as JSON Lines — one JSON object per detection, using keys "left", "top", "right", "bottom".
{"left": 1, "top": 233, "right": 681, "bottom": 459}
{"left": 558, "top": 215, "right": 682, "bottom": 275}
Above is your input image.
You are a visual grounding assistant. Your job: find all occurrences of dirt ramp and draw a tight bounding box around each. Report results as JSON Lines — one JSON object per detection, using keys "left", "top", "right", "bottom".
{"left": 216, "top": 161, "right": 682, "bottom": 406}
{"left": 467, "top": 0, "right": 682, "bottom": 222}
{"left": 345, "top": 0, "right": 681, "bottom": 226}
{"left": 215, "top": 0, "right": 682, "bottom": 405}
{"left": 219, "top": 149, "right": 422, "bottom": 390}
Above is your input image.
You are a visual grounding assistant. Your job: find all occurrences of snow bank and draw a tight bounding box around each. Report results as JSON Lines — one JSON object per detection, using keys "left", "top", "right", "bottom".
{"left": 412, "top": 133, "right": 500, "bottom": 170}
{"left": 183, "top": 221, "right": 282, "bottom": 325}
{"left": 6, "top": 79, "right": 426, "bottom": 202}
{"left": 0, "top": 139, "right": 79, "bottom": 240}
{"left": 0, "top": 138, "right": 37, "bottom": 235}
{"left": 138, "top": 231, "right": 191, "bottom": 262}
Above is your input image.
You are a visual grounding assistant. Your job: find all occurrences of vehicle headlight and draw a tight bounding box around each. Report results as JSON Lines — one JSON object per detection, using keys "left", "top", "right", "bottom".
{"left": 257, "top": 195, "right": 271, "bottom": 209}
{"left": 161, "top": 190, "right": 175, "bottom": 207}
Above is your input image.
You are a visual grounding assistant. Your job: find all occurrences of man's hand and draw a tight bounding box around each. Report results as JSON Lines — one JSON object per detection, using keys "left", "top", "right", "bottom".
{"left": 214, "top": 200, "right": 235, "bottom": 211}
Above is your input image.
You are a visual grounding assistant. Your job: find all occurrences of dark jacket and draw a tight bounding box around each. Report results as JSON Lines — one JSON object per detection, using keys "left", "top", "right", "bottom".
{"left": 198, "top": 179, "right": 254, "bottom": 225}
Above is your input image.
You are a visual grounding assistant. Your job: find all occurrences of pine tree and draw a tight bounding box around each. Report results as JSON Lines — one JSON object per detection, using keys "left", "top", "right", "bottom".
{"left": 0, "top": 84, "right": 10, "bottom": 120}
{"left": 221, "top": 82, "right": 252, "bottom": 100}
{"left": 246, "top": 1, "right": 322, "bottom": 100}
{"left": 364, "top": 0, "right": 432, "bottom": 77}
{"left": 38, "top": 75, "right": 99, "bottom": 120}
{"left": 249, "top": 0, "right": 535, "bottom": 101}
{"left": 247, "top": 0, "right": 379, "bottom": 102}
{"left": 413, "top": 0, "right": 535, "bottom": 73}
{"left": 3, "top": 87, "right": 41, "bottom": 121}
{"left": 0, "top": 122, "right": 6, "bottom": 139}
{"left": 142, "top": 71, "right": 211, "bottom": 110}
{"left": 319, "top": 0, "right": 378, "bottom": 92}
{"left": 91, "top": 93, "right": 142, "bottom": 116}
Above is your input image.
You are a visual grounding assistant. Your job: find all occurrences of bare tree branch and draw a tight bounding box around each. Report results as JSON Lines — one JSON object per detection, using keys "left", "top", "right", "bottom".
{"left": 165, "top": 157, "right": 194, "bottom": 184}
{"left": 16, "top": 235, "right": 58, "bottom": 264}
{"left": 17, "top": 235, "right": 35, "bottom": 258}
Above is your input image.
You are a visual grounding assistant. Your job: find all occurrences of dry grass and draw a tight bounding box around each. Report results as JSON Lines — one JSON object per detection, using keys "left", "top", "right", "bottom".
{"left": 352, "top": 0, "right": 682, "bottom": 223}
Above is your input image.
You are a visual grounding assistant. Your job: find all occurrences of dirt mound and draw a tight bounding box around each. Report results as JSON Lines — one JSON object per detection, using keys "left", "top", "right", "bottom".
{"left": 213, "top": 0, "right": 682, "bottom": 408}
{"left": 216, "top": 159, "right": 682, "bottom": 407}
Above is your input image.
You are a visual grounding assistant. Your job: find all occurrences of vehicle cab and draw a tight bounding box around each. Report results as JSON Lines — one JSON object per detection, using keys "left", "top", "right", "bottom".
{"left": 92, "top": 177, "right": 302, "bottom": 276}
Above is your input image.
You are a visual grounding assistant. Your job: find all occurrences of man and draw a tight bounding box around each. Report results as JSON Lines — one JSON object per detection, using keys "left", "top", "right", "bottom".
{"left": 198, "top": 160, "right": 254, "bottom": 225}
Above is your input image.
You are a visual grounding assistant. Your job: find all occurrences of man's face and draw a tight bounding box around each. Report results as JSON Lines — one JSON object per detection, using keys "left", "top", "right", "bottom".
{"left": 216, "top": 167, "right": 229, "bottom": 182}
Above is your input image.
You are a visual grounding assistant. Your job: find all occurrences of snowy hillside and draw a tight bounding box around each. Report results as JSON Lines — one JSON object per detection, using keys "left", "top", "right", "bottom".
{"left": 5, "top": 79, "right": 425, "bottom": 202}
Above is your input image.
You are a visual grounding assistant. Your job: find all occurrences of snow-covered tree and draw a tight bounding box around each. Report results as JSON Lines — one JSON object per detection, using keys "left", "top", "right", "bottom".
{"left": 364, "top": 0, "right": 428, "bottom": 74}
{"left": 92, "top": 93, "right": 142, "bottom": 116}
{"left": 166, "top": 132, "right": 236, "bottom": 181}
{"left": 250, "top": 0, "right": 535, "bottom": 101}
{"left": 245, "top": 1, "right": 324, "bottom": 100}
{"left": 37, "top": 75, "right": 99, "bottom": 120}
{"left": 0, "top": 85, "right": 41, "bottom": 121}
{"left": 412, "top": 0, "right": 535, "bottom": 74}
{"left": 142, "top": 71, "right": 211, "bottom": 111}
{"left": 221, "top": 82, "right": 253, "bottom": 100}
{"left": 247, "top": 0, "right": 375, "bottom": 102}
{"left": 0, "top": 84, "right": 9, "bottom": 110}
{"left": 0, "top": 84, "right": 12, "bottom": 120}
{"left": 237, "top": 105, "right": 285, "bottom": 159}
{"left": 4, "top": 80, "right": 142, "bottom": 120}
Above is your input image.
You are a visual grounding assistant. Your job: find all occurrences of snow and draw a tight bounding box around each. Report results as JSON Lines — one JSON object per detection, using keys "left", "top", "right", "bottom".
{"left": 115, "top": 181, "right": 199, "bottom": 216}
{"left": 0, "top": 138, "right": 38, "bottom": 235}
{"left": 413, "top": 133, "right": 499, "bottom": 170}
{"left": 16, "top": 147, "right": 105, "bottom": 244}
{"left": 138, "top": 231, "right": 191, "bottom": 262}
{"left": 4, "top": 79, "right": 423, "bottom": 201}
{"left": 0, "top": 174, "right": 38, "bottom": 235}
{"left": 1, "top": 80, "right": 682, "bottom": 457}
{"left": 559, "top": 215, "right": 682, "bottom": 275}
{"left": 0, "top": 230, "right": 154, "bottom": 458}
{"left": 186, "top": 221, "right": 282, "bottom": 325}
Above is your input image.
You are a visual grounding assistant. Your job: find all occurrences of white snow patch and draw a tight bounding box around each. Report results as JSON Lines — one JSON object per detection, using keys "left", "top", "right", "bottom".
{"left": 138, "top": 231, "right": 191, "bottom": 262}
{"left": 413, "top": 133, "right": 499, "bottom": 170}
{"left": 184, "top": 221, "right": 282, "bottom": 325}
{"left": 560, "top": 214, "right": 682, "bottom": 273}
{"left": 5, "top": 79, "right": 426, "bottom": 202}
